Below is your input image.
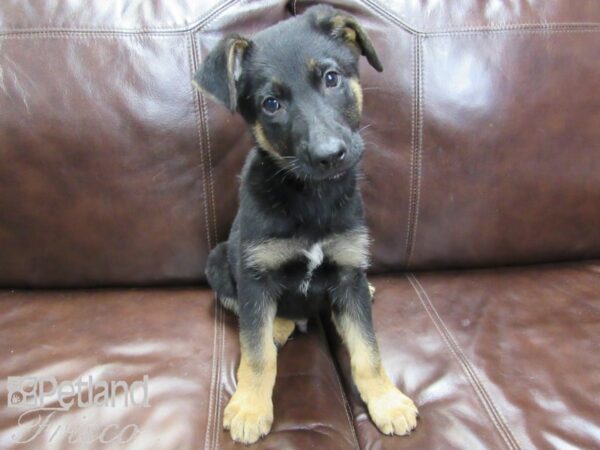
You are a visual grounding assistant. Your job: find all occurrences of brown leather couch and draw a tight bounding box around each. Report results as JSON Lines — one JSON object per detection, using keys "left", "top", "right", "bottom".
{"left": 1, "top": 1, "right": 599, "bottom": 449}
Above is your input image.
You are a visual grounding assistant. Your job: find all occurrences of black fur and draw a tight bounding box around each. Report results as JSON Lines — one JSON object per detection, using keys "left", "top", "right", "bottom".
{"left": 196, "top": 11, "right": 421, "bottom": 443}
{"left": 197, "top": 5, "right": 382, "bottom": 349}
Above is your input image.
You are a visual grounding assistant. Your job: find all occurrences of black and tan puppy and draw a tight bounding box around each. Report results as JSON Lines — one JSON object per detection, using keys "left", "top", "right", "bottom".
{"left": 194, "top": 5, "right": 418, "bottom": 444}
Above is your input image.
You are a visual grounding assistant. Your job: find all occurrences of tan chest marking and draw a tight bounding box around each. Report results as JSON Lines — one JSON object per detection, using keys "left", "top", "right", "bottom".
{"left": 243, "top": 227, "right": 369, "bottom": 273}
{"left": 321, "top": 227, "right": 369, "bottom": 269}
{"left": 244, "top": 238, "right": 307, "bottom": 271}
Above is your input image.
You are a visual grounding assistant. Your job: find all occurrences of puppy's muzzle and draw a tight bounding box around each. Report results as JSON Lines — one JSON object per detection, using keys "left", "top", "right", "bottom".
{"left": 310, "top": 137, "right": 347, "bottom": 171}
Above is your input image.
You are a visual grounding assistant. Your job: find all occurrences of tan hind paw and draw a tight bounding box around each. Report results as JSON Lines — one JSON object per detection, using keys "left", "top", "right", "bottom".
{"left": 368, "top": 282, "right": 376, "bottom": 302}
{"left": 272, "top": 317, "right": 295, "bottom": 347}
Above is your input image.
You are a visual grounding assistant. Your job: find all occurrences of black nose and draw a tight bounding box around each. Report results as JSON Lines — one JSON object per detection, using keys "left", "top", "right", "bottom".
{"left": 313, "top": 140, "right": 347, "bottom": 170}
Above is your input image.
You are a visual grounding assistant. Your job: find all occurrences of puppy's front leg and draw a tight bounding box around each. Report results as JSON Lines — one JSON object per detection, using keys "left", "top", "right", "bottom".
{"left": 332, "top": 270, "right": 418, "bottom": 436}
{"left": 223, "top": 277, "right": 277, "bottom": 444}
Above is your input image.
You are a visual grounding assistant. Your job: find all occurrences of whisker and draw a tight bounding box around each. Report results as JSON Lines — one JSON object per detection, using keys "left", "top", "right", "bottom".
{"left": 361, "top": 86, "right": 387, "bottom": 92}
{"left": 267, "top": 164, "right": 291, "bottom": 182}
{"left": 358, "top": 123, "right": 373, "bottom": 134}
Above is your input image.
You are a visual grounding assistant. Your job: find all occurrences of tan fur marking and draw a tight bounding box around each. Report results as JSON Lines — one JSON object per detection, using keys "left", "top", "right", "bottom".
{"left": 220, "top": 296, "right": 239, "bottom": 315}
{"left": 224, "top": 307, "right": 277, "bottom": 444}
{"left": 335, "top": 314, "right": 418, "bottom": 436}
{"left": 343, "top": 27, "right": 357, "bottom": 44}
{"left": 368, "top": 282, "right": 376, "bottom": 300}
{"left": 331, "top": 15, "right": 347, "bottom": 29}
{"left": 191, "top": 78, "right": 201, "bottom": 92}
{"left": 226, "top": 39, "right": 249, "bottom": 80}
{"left": 349, "top": 78, "right": 363, "bottom": 114}
{"left": 224, "top": 38, "right": 249, "bottom": 109}
{"left": 307, "top": 58, "right": 317, "bottom": 71}
{"left": 330, "top": 15, "right": 360, "bottom": 52}
{"left": 273, "top": 317, "right": 295, "bottom": 347}
{"left": 244, "top": 238, "right": 307, "bottom": 271}
{"left": 322, "top": 227, "right": 369, "bottom": 268}
{"left": 253, "top": 123, "right": 279, "bottom": 157}
{"left": 245, "top": 229, "right": 368, "bottom": 273}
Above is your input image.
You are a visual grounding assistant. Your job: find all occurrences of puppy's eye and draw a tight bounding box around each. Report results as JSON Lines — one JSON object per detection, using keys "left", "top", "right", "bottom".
{"left": 262, "top": 97, "right": 280, "bottom": 114}
{"left": 324, "top": 71, "right": 340, "bottom": 88}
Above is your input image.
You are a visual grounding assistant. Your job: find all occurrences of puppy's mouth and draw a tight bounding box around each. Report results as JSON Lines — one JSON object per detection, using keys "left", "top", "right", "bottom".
{"left": 296, "top": 155, "right": 361, "bottom": 182}
{"left": 321, "top": 147, "right": 364, "bottom": 181}
{"left": 276, "top": 135, "right": 364, "bottom": 183}
{"left": 323, "top": 161, "right": 358, "bottom": 181}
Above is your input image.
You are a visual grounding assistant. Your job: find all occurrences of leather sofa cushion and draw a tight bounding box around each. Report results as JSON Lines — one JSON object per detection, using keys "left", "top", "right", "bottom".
{"left": 327, "top": 261, "right": 600, "bottom": 449}
{"left": 0, "top": 1, "right": 288, "bottom": 288}
{"left": 0, "top": 289, "right": 358, "bottom": 449}
{"left": 2, "top": 1, "right": 600, "bottom": 287}
{"left": 1, "top": 265, "right": 598, "bottom": 449}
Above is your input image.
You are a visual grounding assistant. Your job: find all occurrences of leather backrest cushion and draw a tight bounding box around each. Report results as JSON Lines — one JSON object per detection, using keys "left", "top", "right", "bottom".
{"left": 0, "top": 0, "right": 288, "bottom": 287}
{"left": 1, "top": 0, "right": 599, "bottom": 287}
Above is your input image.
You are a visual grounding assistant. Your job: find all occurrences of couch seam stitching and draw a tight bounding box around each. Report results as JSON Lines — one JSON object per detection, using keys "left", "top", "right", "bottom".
{"left": 427, "top": 26, "right": 600, "bottom": 36}
{"left": 189, "top": 34, "right": 213, "bottom": 251}
{"left": 405, "top": 35, "right": 423, "bottom": 268}
{"left": 2, "top": 25, "right": 598, "bottom": 42}
{"left": 412, "top": 36, "right": 424, "bottom": 267}
{"left": 358, "top": 0, "right": 418, "bottom": 34}
{"left": 406, "top": 273, "right": 523, "bottom": 450}
{"left": 357, "top": 0, "right": 600, "bottom": 36}
{"left": 322, "top": 318, "right": 360, "bottom": 450}
{"left": 0, "top": 33, "right": 180, "bottom": 40}
{"left": 214, "top": 303, "right": 225, "bottom": 450}
{"left": 2, "top": 1, "right": 598, "bottom": 39}
{"left": 334, "top": 369, "right": 360, "bottom": 450}
{"left": 200, "top": 91, "right": 219, "bottom": 247}
{"left": 0, "top": 0, "right": 241, "bottom": 36}
{"left": 204, "top": 297, "right": 219, "bottom": 450}
{"left": 405, "top": 34, "right": 416, "bottom": 268}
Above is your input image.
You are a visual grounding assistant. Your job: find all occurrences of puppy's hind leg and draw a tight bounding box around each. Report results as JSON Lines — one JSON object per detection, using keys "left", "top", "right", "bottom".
{"left": 272, "top": 317, "right": 295, "bottom": 348}
{"left": 206, "top": 242, "right": 295, "bottom": 347}
{"left": 368, "top": 281, "right": 376, "bottom": 301}
{"left": 205, "top": 242, "right": 239, "bottom": 315}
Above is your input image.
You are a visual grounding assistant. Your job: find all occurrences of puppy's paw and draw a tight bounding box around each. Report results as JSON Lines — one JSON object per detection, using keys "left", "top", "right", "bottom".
{"left": 368, "top": 282, "right": 376, "bottom": 302}
{"left": 223, "top": 393, "right": 273, "bottom": 444}
{"left": 272, "top": 317, "right": 295, "bottom": 348}
{"left": 368, "top": 388, "right": 418, "bottom": 436}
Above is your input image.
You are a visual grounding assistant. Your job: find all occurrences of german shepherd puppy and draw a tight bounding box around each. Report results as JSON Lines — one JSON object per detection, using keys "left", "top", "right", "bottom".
{"left": 194, "top": 5, "right": 418, "bottom": 444}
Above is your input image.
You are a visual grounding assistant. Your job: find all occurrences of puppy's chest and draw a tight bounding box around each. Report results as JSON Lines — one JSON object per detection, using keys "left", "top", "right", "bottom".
{"left": 243, "top": 227, "right": 369, "bottom": 278}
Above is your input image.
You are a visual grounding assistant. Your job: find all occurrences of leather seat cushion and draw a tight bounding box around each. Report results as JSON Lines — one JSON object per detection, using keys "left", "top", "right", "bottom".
{"left": 0, "top": 288, "right": 358, "bottom": 449}
{"left": 327, "top": 262, "right": 600, "bottom": 449}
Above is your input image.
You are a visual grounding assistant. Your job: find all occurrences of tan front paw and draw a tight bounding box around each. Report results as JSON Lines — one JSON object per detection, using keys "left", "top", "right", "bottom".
{"left": 368, "top": 388, "right": 418, "bottom": 436}
{"left": 223, "top": 393, "right": 273, "bottom": 444}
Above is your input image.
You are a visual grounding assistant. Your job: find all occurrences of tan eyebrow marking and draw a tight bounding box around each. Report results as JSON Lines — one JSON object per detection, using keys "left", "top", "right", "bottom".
{"left": 253, "top": 123, "right": 280, "bottom": 157}
{"left": 348, "top": 78, "right": 363, "bottom": 114}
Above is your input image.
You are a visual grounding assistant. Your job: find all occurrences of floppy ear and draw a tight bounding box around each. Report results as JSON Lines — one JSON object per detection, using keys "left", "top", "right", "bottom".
{"left": 192, "top": 34, "right": 251, "bottom": 112}
{"left": 311, "top": 6, "right": 383, "bottom": 72}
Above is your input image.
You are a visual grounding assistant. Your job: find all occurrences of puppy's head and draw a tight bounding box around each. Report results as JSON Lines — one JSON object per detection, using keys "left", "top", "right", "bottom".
{"left": 193, "top": 5, "right": 382, "bottom": 181}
